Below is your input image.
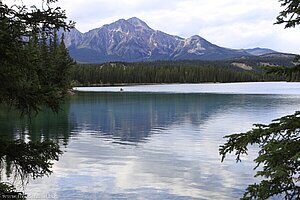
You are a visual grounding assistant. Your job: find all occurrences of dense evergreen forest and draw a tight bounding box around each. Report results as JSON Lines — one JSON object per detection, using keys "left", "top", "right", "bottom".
{"left": 70, "top": 61, "right": 292, "bottom": 86}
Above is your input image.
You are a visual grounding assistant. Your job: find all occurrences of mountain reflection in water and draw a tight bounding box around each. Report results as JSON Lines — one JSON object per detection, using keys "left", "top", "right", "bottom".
{"left": 70, "top": 92, "right": 296, "bottom": 143}
{"left": 1, "top": 92, "right": 300, "bottom": 199}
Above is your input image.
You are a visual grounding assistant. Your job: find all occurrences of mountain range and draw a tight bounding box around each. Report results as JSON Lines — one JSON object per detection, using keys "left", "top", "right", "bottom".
{"left": 62, "top": 17, "right": 278, "bottom": 63}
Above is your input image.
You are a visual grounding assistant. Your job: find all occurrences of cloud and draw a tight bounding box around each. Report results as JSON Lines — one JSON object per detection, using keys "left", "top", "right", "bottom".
{"left": 12, "top": 0, "right": 300, "bottom": 54}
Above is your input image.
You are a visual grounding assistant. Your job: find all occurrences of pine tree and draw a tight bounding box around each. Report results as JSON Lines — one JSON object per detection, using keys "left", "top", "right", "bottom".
{"left": 0, "top": 0, "right": 75, "bottom": 116}
{"left": 220, "top": 1, "right": 300, "bottom": 199}
{"left": 0, "top": 0, "right": 74, "bottom": 197}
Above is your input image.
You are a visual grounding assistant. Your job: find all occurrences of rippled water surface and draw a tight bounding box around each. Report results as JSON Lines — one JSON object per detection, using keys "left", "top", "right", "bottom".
{"left": 1, "top": 83, "right": 300, "bottom": 199}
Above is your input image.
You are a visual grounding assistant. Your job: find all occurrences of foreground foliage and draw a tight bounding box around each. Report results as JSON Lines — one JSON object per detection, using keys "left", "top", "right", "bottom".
{"left": 0, "top": 0, "right": 73, "bottom": 198}
{"left": 276, "top": 0, "right": 300, "bottom": 28}
{"left": 220, "top": 112, "right": 300, "bottom": 199}
{"left": 0, "top": 139, "right": 62, "bottom": 199}
{"left": 0, "top": 182, "right": 26, "bottom": 200}
{"left": 220, "top": 1, "right": 300, "bottom": 199}
{"left": 0, "top": 0, "right": 74, "bottom": 116}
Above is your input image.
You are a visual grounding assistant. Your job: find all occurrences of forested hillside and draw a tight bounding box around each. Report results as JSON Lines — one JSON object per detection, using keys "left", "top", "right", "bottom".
{"left": 70, "top": 61, "right": 292, "bottom": 86}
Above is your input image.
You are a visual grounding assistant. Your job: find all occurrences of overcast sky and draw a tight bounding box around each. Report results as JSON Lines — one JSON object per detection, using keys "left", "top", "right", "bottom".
{"left": 24, "top": 0, "right": 300, "bottom": 54}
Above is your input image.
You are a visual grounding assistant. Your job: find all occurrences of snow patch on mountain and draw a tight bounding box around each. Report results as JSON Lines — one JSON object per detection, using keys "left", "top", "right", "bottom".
{"left": 63, "top": 17, "right": 276, "bottom": 63}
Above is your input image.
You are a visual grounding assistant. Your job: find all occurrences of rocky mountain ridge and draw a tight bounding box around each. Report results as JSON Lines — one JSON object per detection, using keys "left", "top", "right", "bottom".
{"left": 63, "top": 17, "right": 278, "bottom": 63}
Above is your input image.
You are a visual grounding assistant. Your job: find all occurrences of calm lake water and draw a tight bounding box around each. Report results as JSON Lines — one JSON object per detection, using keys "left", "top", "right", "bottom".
{"left": 2, "top": 83, "right": 300, "bottom": 199}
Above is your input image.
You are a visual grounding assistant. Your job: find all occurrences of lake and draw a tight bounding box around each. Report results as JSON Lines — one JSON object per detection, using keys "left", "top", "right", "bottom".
{"left": 1, "top": 82, "right": 300, "bottom": 199}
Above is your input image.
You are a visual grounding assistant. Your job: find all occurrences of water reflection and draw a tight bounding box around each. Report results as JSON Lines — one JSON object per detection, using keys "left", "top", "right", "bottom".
{"left": 1, "top": 92, "right": 300, "bottom": 199}
{"left": 0, "top": 102, "right": 76, "bottom": 145}
{"left": 1, "top": 93, "right": 299, "bottom": 145}
{"left": 69, "top": 93, "right": 300, "bottom": 143}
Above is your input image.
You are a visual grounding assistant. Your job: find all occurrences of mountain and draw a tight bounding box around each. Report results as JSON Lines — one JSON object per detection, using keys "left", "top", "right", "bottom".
{"left": 244, "top": 47, "right": 277, "bottom": 56}
{"left": 62, "top": 17, "right": 277, "bottom": 63}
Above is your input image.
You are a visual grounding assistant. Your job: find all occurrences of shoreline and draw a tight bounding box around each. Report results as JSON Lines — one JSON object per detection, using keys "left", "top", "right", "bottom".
{"left": 73, "top": 81, "right": 290, "bottom": 88}
{"left": 72, "top": 82, "right": 300, "bottom": 95}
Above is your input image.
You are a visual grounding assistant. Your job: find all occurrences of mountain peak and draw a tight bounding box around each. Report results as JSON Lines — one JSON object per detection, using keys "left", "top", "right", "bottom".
{"left": 126, "top": 17, "right": 151, "bottom": 29}
{"left": 109, "top": 18, "right": 127, "bottom": 26}
{"left": 190, "top": 35, "right": 202, "bottom": 39}
{"left": 102, "top": 18, "right": 132, "bottom": 32}
{"left": 64, "top": 17, "right": 277, "bottom": 63}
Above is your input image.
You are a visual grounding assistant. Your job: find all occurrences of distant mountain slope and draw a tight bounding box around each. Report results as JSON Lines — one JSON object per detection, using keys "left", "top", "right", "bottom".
{"left": 62, "top": 17, "right": 281, "bottom": 63}
{"left": 244, "top": 48, "right": 277, "bottom": 56}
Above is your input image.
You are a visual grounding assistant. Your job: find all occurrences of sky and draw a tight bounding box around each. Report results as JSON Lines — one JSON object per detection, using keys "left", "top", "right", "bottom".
{"left": 18, "top": 0, "right": 300, "bottom": 54}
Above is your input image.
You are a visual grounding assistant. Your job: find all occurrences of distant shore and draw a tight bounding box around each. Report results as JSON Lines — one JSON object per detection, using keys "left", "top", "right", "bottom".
{"left": 72, "top": 82, "right": 300, "bottom": 95}
{"left": 73, "top": 81, "right": 257, "bottom": 88}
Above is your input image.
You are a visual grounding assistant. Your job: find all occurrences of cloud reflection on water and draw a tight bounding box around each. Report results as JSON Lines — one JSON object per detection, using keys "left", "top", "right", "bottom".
{"left": 20, "top": 92, "right": 300, "bottom": 199}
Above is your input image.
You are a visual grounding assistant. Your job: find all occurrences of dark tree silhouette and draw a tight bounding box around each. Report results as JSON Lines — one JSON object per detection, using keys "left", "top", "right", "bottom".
{"left": 0, "top": 0, "right": 74, "bottom": 198}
